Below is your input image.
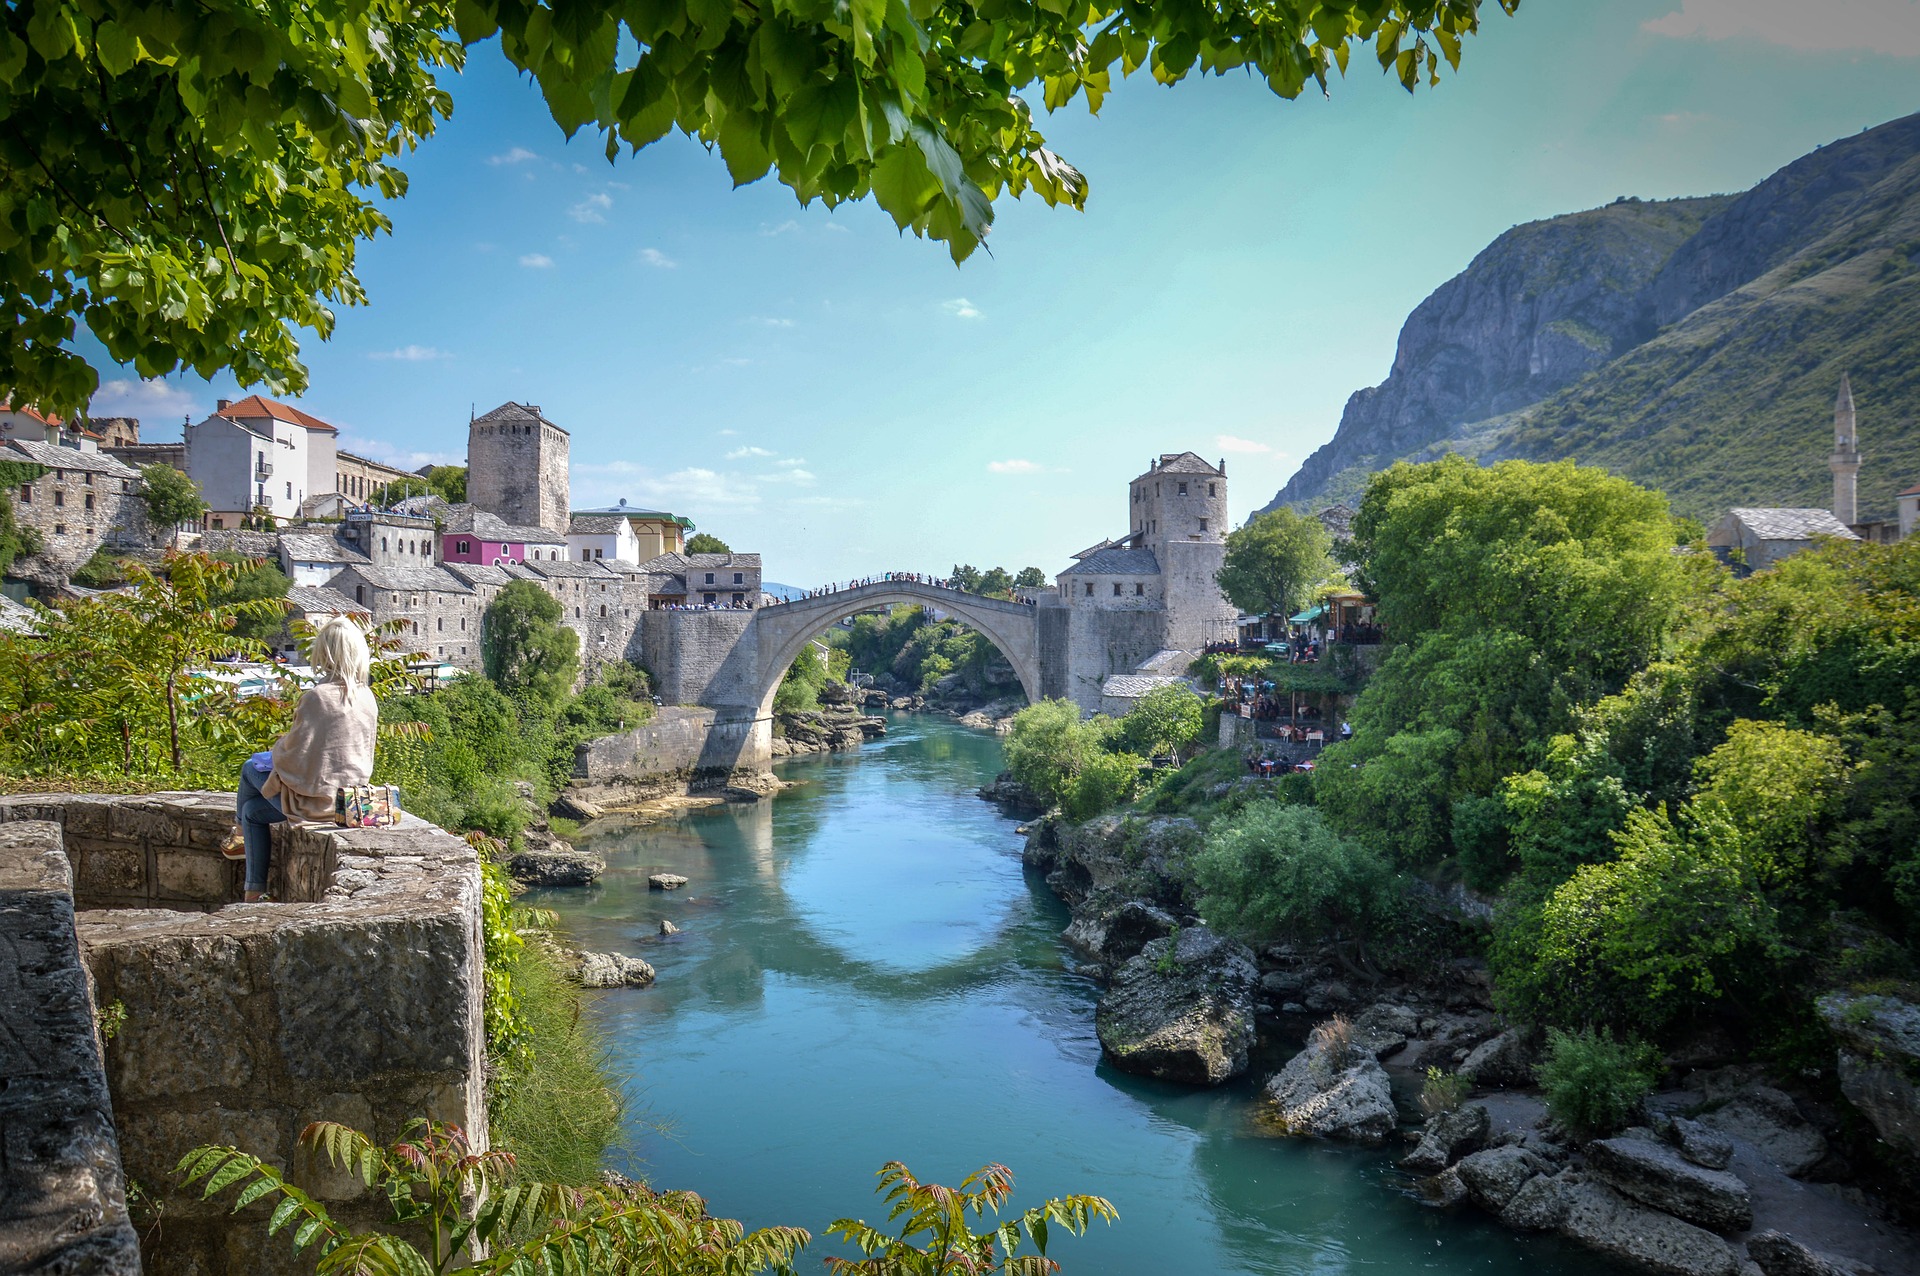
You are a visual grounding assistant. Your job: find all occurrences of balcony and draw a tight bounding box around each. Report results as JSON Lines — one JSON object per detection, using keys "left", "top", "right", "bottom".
{"left": 254, "top": 459, "right": 274, "bottom": 480}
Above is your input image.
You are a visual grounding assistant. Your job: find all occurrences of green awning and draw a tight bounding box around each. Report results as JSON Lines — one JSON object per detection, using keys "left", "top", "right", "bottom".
{"left": 1289, "top": 604, "right": 1326, "bottom": 624}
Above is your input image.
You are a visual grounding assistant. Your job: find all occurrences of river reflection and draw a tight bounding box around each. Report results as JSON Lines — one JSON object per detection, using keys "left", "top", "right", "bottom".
{"left": 535, "top": 714, "right": 1616, "bottom": 1276}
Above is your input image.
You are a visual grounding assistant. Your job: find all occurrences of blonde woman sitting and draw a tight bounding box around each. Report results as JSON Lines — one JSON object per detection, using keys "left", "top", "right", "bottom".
{"left": 225, "top": 617, "right": 380, "bottom": 902}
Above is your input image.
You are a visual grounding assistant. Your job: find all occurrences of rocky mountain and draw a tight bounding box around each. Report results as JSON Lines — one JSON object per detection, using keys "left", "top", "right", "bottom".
{"left": 1261, "top": 112, "right": 1920, "bottom": 523}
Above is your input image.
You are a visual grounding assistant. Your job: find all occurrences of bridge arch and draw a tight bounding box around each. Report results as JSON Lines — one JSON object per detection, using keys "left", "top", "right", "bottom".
{"left": 750, "top": 581, "right": 1042, "bottom": 719}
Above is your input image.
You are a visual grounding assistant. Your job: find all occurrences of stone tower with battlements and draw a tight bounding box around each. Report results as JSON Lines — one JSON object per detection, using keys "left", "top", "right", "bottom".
{"left": 1831, "top": 374, "right": 1861, "bottom": 527}
{"left": 468, "top": 402, "right": 570, "bottom": 534}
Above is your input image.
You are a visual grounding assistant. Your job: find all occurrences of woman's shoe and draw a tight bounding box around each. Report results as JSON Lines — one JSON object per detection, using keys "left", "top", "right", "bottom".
{"left": 219, "top": 826, "right": 246, "bottom": 861}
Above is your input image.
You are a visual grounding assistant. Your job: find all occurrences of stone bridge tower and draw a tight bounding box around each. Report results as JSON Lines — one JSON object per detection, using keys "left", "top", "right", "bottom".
{"left": 468, "top": 402, "right": 570, "bottom": 533}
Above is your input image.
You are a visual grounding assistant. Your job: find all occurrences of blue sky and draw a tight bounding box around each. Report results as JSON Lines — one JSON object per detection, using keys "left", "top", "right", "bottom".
{"left": 85, "top": 0, "right": 1920, "bottom": 586}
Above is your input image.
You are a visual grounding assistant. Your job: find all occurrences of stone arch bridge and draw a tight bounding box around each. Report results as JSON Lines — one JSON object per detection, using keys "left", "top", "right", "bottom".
{"left": 633, "top": 579, "right": 1047, "bottom": 776}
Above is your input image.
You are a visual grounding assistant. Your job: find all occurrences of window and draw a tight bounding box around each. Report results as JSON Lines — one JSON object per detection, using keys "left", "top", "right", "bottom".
{"left": 461, "top": 618, "right": 467, "bottom": 631}
{"left": 84, "top": 493, "right": 94, "bottom": 510}
{"left": 52, "top": 490, "right": 63, "bottom": 507}
{"left": 1084, "top": 582, "right": 1093, "bottom": 596}
{"left": 599, "top": 605, "right": 606, "bottom": 617}
{"left": 382, "top": 537, "right": 389, "bottom": 552}
{"left": 575, "top": 607, "right": 581, "bottom": 618}
{"left": 392, "top": 593, "right": 400, "bottom": 603}
{"left": 437, "top": 617, "right": 444, "bottom": 631}
{"left": 53, "top": 523, "right": 65, "bottom": 534}
{"left": 355, "top": 585, "right": 365, "bottom": 604}
{"left": 705, "top": 572, "right": 715, "bottom": 584}
{"left": 733, "top": 572, "right": 743, "bottom": 584}
{"left": 84, "top": 472, "right": 93, "bottom": 486}
{"left": 704, "top": 592, "right": 717, "bottom": 604}
{"left": 1113, "top": 582, "right": 1122, "bottom": 596}
{"left": 286, "top": 481, "right": 293, "bottom": 498}
{"left": 732, "top": 593, "right": 744, "bottom": 604}
{"left": 1199, "top": 517, "right": 1208, "bottom": 531}
{"left": 1208, "top": 482, "right": 1216, "bottom": 496}
{"left": 18, "top": 485, "right": 28, "bottom": 503}
{"left": 458, "top": 539, "right": 470, "bottom": 554}
{"left": 1135, "top": 582, "right": 1145, "bottom": 596}
{"left": 1178, "top": 481, "right": 1188, "bottom": 495}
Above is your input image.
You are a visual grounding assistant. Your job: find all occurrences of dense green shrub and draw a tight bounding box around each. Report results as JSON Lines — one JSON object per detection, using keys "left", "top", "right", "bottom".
{"left": 483, "top": 581, "right": 579, "bottom": 705}
{"left": 489, "top": 941, "right": 626, "bottom": 1185}
{"left": 1189, "top": 802, "right": 1398, "bottom": 963}
{"left": 1064, "top": 748, "right": 1143, "bottom": 820}
{"left": 1119, "top": 685, "right": 1205, "bottom": 763}
{"left": 1536, "top": 1026, "right": 1659, "bottom": 1137}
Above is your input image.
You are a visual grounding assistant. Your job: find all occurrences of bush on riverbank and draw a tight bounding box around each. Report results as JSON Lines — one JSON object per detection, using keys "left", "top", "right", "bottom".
{"left": 489, "top": 939, "right": 627, "bottom": 1185}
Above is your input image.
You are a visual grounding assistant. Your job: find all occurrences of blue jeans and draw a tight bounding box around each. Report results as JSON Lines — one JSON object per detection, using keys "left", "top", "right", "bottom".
{"left": 237, "top": 762, "right": 285, "bottom": 893}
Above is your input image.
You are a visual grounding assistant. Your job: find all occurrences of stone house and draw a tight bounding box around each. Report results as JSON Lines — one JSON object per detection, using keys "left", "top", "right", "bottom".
{"left": 328, "top": 563, "right": 481, "bottom": 666}
{"left": 184, "top": 395, "right": 339, "bottom": 528}
{"left": 339, "top": 510, "right": 440, "bottom": 571}
{"left": 467, "top": 402, "right": 570, "bottom": 535}
{"left": 333, "top": 448, "right": 418, "bottom": 504}
{"left": 1040, "top": 451, "right": 1237, "bottom": 713}
{"left": 2, "top": 439, "right": 149, "bottom": 583}
{"left": 277, "top": 530, "right": 372, "bottom": 587}
{"left": 1707, "top": 508, "right": 1859, "bottom": 575}
{"left": 638, "top": 551, "right": 762, "bottom": 608}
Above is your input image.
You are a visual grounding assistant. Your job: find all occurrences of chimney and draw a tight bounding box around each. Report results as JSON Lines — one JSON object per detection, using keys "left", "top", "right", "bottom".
{"left": 215, "top": 398, "right": 231, "bottom": 411}
{"left": 1830, "top": 373, "right": 1861, "bottom": 526}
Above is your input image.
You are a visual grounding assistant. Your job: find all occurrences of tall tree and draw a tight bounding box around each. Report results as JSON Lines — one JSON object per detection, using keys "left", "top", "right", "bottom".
{"left": 1216, "top": 508, "right": 1334, "bottom": 620}
{"left": 138, "top": 463, "right": 206, "bottom": 547}
{"left": 483, "top": 581, "right": 579, "bottom": 705}
{"left": 685, "top": 532, "right": 731, "bottom": 554}
{"left": 0, "top": 0, "right": 1517, "bottom": 416}
{"left": 1014, "top": 567, "right": 1048, "bottom": 589}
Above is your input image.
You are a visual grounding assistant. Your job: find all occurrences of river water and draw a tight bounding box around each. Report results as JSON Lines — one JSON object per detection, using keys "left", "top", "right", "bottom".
{"left": 543, "top": 714, "right": 1613, "bottom": 1274}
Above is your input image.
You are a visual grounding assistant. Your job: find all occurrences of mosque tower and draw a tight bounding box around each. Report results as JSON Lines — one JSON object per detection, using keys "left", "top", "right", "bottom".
{"left": 1831, "top": 374, "right": 1861, "bottom": 527}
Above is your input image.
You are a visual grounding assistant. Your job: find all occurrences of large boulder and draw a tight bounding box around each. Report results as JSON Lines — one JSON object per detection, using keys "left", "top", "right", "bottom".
{"left": 570, "top": 950, "right": 656, "bottom": 988}
{"left": 1096, "top": 926, "right": 1258, "bottom": 1085}
{"left": 1557, "top": 1177, "right": 1740, "bottom": 1276}
{"left": 1746, "top": 1231, "right": 1878, "bottom": 1276}
{"left": 1499, "top": 1173, "right": 1571, "bottom": 1231}
{"left": 1266, "top": 1030, "right": 1397, "bottom": 1145}
{"left": 1586, "top": 1137, "right": 1752, "bottom": 1232}
{"left": 1458, "top": 1027, "right": 1531, "bottom": 1087}
{"left": 551, "top": 792, "right": 604, "bottom": 822}
{"left": 1817, "top": 992, "right": 1920, "bottom": 1160}
{"left": 1351, "top": 1002, "right": 1421, "bottom": 1060}
{"left": 1667, "top": 1117, "right": 1734, "bottom": 1171}
{"left": 1399, "top": 1104, "right": 1491, "bottom": 1174}
{"left": 508, "top": 843, "right": 606, "bottom": 888}
{"left": 1454, "top": 1145, "right": 1552, "bottom": 1212}
{"left": 1698, "top": 1085, "right": 1828, "bottom": 1176}
{"left": 1063, "top": 900, "right": 1178, "bottom": 967}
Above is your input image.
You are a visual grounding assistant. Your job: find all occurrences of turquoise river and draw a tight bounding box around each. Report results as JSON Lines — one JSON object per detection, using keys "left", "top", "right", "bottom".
{"left": 542, "top": 713, "right": 1615, "bottom": 1274}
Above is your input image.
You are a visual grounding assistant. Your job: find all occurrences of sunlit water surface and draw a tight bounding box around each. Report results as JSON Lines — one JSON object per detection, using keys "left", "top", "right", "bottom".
{"left": 538, "top": 714, "right": 1614, "bottom": 1275}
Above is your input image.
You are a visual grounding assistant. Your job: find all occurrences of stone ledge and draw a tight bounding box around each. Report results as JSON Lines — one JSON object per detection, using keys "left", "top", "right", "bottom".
{"left": 0, "top": 794, "right": 488, "bottom": 1276}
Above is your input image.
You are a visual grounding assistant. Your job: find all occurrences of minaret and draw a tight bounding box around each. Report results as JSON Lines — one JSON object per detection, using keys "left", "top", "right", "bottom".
{"left": 1831, "top": 374, "right": 1861, "bottom": 526}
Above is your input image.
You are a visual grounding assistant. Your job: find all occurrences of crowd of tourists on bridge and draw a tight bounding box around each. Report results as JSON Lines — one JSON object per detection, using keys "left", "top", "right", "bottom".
{"left": 764, "top": 572, "right": 1038, "bottom": 605}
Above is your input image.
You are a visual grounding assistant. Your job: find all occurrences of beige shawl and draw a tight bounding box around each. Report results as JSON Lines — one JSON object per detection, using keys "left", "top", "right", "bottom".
{"left": 262, "top": 679, "right": 380, "bottom": 823}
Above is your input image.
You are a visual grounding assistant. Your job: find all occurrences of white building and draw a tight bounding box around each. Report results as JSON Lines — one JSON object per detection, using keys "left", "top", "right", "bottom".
{"left": 184, "top": 395, "right": 339, "bottom": 527}
{"left": 566, "top": 513, "right": 640, "bottom": 564}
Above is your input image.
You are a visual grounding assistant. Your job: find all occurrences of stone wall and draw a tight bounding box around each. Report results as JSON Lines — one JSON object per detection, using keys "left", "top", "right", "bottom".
{"left": 640, "top": 607, "right": 760, "bottom": 708}
{"left": 1062, "top": 608, "right": 1167, "bottom": 715}
{"left": 0, "top": 821, "right": 142, "bottom": 1274}
{"left": 0, "top": 794, "right": 488, "bottom": 1276}
{"left": 572, "top": 706, "right": 772, "bottom": 802}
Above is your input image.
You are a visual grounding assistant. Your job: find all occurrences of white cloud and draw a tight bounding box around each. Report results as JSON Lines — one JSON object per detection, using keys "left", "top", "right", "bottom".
{"left": 369, "top": 345, "right": 451, "bottom": 362}
{"left": 87, "top": 377, "right": 206, "bottom": 423}
{"left": 987, "top": 458, "right": 1045, "bottom": 475}
{"left": 760, "top": 220, "right": 801, "bottom": 236}
{"left": 519, "top": 253, "right": 554, "bottom": 269}
{"left": 574, "top": 460, "right": 761, "bottom": 509}
{"left": 488, "top": 146, "right": 540, "bottom": 166}
{"left": 774, "top": 457, "right": 808, "bottom": 468}
{"left": 726, "top": 445, "right": 775, "bottom": 459}
{"left": 337, "top": 434, "right": 462, "bottom": 470}
{"left": 639, "top": 247, "right": 677, "bottom": 269}
{"left": 1215, "top": 434, "right": 1274, "bottom": 455}
{"left": 718, "top": 428, "right": 738, "bottom": 436}
{"left": 1644, "top": 0, "right": 1920, "bottom": 55}
{"left": 753, "top": 316, "right": 795, "bottom": 328}
{"left": 943, "top": 298, "right": 983, "bottom": 320}
{"left": 759, "top": 466, "right": 816, "bottom": 485}
{"left": 569, "top": 193, "right": 614, "bottom": 223}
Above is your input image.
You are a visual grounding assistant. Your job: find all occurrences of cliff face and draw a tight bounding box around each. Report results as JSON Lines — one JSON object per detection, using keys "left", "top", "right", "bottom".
{"left": 1262, "top": 112, "right": 1920, "bottom": 522}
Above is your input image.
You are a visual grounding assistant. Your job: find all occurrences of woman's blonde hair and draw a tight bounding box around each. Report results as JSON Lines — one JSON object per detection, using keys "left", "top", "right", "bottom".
{"left": 310, "top": 616, "right": 372, "bottom": 692}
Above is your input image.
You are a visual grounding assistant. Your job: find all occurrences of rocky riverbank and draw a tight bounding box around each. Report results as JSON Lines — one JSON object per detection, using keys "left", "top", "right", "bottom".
{"left": 1004, "top": 801, "right": 1920, "bottom": 1276}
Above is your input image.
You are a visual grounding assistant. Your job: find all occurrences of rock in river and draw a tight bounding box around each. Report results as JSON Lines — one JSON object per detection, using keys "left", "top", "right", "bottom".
{"left": 1095, "top": 926, "right": 1257, "bottom": 1086}
{"left": 508, "top": 844, "right": 605, "bottom": 888}
{"left": 570, "top": 950, "right": 656, "bottom": 988}
{"left": 1585, "top": 1136, "right": 1752, "bottom": 1232}
{"left": 1265, "top": 1029, "right": 1397, "bottom": 1145}
{"left": 648, "top": 873, "right": 689, "bottom": 890}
